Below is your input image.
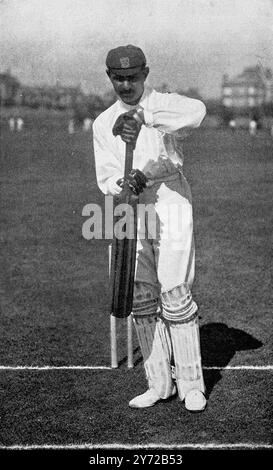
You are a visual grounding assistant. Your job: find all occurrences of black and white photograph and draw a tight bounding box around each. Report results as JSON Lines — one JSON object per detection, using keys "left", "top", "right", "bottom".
{"left": 0, "top": 0, "right": 272, "bottom": 465}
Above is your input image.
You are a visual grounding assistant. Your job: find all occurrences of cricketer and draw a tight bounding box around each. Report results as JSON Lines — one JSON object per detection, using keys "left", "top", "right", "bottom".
{"left": 93, "top": 45, "right": 207, "bottom": 411}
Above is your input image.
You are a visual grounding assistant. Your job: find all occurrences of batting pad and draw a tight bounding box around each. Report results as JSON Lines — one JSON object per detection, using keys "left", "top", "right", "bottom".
{"left": 161, "top": 282, "right": 198, "bottom": 323}
{"left": 132, "top": 281, "right": 159, "bottom": 316}
{"left": 133, "top": 315, "right": 174, "bottom": 399}
{"left": 169, "top": 317, "right": 205, "bottom": 400}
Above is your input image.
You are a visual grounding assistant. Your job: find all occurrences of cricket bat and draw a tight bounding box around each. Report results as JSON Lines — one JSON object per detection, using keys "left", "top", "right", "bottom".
{"left": 110, "top": 143, "right": 138, "bottom": 318}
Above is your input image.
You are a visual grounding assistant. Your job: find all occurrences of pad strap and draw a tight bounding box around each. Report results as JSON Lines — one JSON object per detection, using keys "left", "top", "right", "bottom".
{"left": 161, "top": 283, "right": 198, "bottom": 323}
{"left": 133, "top": 281, "right": 159, "bottom": 316}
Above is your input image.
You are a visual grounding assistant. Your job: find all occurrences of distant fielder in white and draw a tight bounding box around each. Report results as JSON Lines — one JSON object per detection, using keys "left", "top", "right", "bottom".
{"left": 17, "top": 118, "right": 24, "bottom": 131}
{"left": 8, "top": 117, "right": 24, "bottom": 132}
{"left": 68, "top": 119, "right": 75, "bottom": 134}
{"left": 9, "top": 117, "right": 15, "bottom": 131}
{"left": 83, "top": 117, "right": 92, "bottom": 131}
{"left": 229, "top": 119, "right": 236, "bottom": 131}
{"left": 93, "top": 45, "right": 207, "bottom": 411}
{"left": 249, "top": 119, "right": 257, "bottom": 136}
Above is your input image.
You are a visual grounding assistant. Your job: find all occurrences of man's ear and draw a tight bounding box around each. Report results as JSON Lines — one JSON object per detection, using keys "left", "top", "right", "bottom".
{"left": 143, "top": 66, "right": 149, "bottom": 80}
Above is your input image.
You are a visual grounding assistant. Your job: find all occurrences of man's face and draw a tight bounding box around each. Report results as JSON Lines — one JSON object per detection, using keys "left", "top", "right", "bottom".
{"left": 107, "top": 66, "right": 149, "bottom": 105}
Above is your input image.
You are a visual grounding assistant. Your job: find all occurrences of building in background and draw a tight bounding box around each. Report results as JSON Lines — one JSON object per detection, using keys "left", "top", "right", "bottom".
{"left": 222, "top": 65, "right": 273, "bottom": 111}
{"left": 0, "top": 70, "right": 107, "bottom": 130}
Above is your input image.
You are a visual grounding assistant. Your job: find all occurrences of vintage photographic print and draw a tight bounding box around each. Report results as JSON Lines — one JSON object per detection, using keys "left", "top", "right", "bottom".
{"left": 0, "top": 0, "right": 272, "bottom": 464}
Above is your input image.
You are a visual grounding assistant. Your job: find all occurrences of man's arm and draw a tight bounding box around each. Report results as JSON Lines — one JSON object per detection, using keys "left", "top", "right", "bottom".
{"left": 93, "top": 119, "right": 124, "bottom": 196}
{"left": 137, "top": 92, "right": 206, "bottom": 136}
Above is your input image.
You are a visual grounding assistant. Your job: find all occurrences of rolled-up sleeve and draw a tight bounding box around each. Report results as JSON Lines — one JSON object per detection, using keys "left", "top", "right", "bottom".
{"left": 144, "top": 92, "right": 206, "bottom": 135}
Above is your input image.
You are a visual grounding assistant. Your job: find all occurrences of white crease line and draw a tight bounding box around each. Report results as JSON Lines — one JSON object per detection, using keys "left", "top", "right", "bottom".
{"left": 203, "top": 365, "right": 273, "bottom": 370}
{"left": 0, "top": 443, "right": 272, "bottom": 450}
{"left": 0, "top": 365, "right": 112, "bottom": 370}
{"left": 0, "top": 365, "right": 272, "bottom": 371}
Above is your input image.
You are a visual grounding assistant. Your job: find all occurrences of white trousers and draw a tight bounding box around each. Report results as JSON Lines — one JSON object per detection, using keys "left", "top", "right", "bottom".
{"left": 135, "top": 172, "right": 195, "bottom": 295}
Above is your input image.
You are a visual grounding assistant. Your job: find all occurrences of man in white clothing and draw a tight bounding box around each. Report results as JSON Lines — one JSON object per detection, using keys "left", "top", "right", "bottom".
{"left": 93, "top": 45, "right": 207, "bottom": 411}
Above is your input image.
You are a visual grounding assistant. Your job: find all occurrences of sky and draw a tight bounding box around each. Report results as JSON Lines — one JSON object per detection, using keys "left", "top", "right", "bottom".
{"left": 0, "top": 0, "right": 273, "bottom": 98}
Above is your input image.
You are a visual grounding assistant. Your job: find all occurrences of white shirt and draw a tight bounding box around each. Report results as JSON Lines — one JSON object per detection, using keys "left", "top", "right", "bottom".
{"left": 92, "top": 87, "right": 206, "bottom": 195}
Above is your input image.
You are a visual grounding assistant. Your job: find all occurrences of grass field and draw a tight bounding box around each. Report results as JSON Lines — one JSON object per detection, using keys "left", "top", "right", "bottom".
{"left": 0, "top": 121, "right": 272, "bottom": 456}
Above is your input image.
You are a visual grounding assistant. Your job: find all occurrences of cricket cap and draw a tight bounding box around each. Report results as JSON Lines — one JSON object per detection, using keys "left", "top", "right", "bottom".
{"left": 106, "top": 45, "right": 146, "bottom": 75}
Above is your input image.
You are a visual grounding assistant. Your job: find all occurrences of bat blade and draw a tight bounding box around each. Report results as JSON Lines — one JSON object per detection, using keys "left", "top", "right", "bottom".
{"left": 110, "top": 190, "right": 138, "bottom": 318}
{"left": 110, "top": 142, "right": 139, "bottom": 318}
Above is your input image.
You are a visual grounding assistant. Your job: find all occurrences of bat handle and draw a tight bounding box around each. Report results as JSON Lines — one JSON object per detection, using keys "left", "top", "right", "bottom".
{"left": 124, "top": 143, "right": 134, "bottom": 178}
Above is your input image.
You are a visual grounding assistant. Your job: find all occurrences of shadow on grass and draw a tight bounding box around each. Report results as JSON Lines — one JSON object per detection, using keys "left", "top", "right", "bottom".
{"left": 119, "top": 346, "right": 140, "bottom": 368}
{"left": 200, "top": 322, "right": 263, "bottom": 397}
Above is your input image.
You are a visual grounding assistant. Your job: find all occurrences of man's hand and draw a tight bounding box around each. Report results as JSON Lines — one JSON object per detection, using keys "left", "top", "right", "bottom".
{"left": 117, "top": 169, "right": 147, "bottom": 195}
{"left": 112, "top": 109, "right": 144, "bottom": 145}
